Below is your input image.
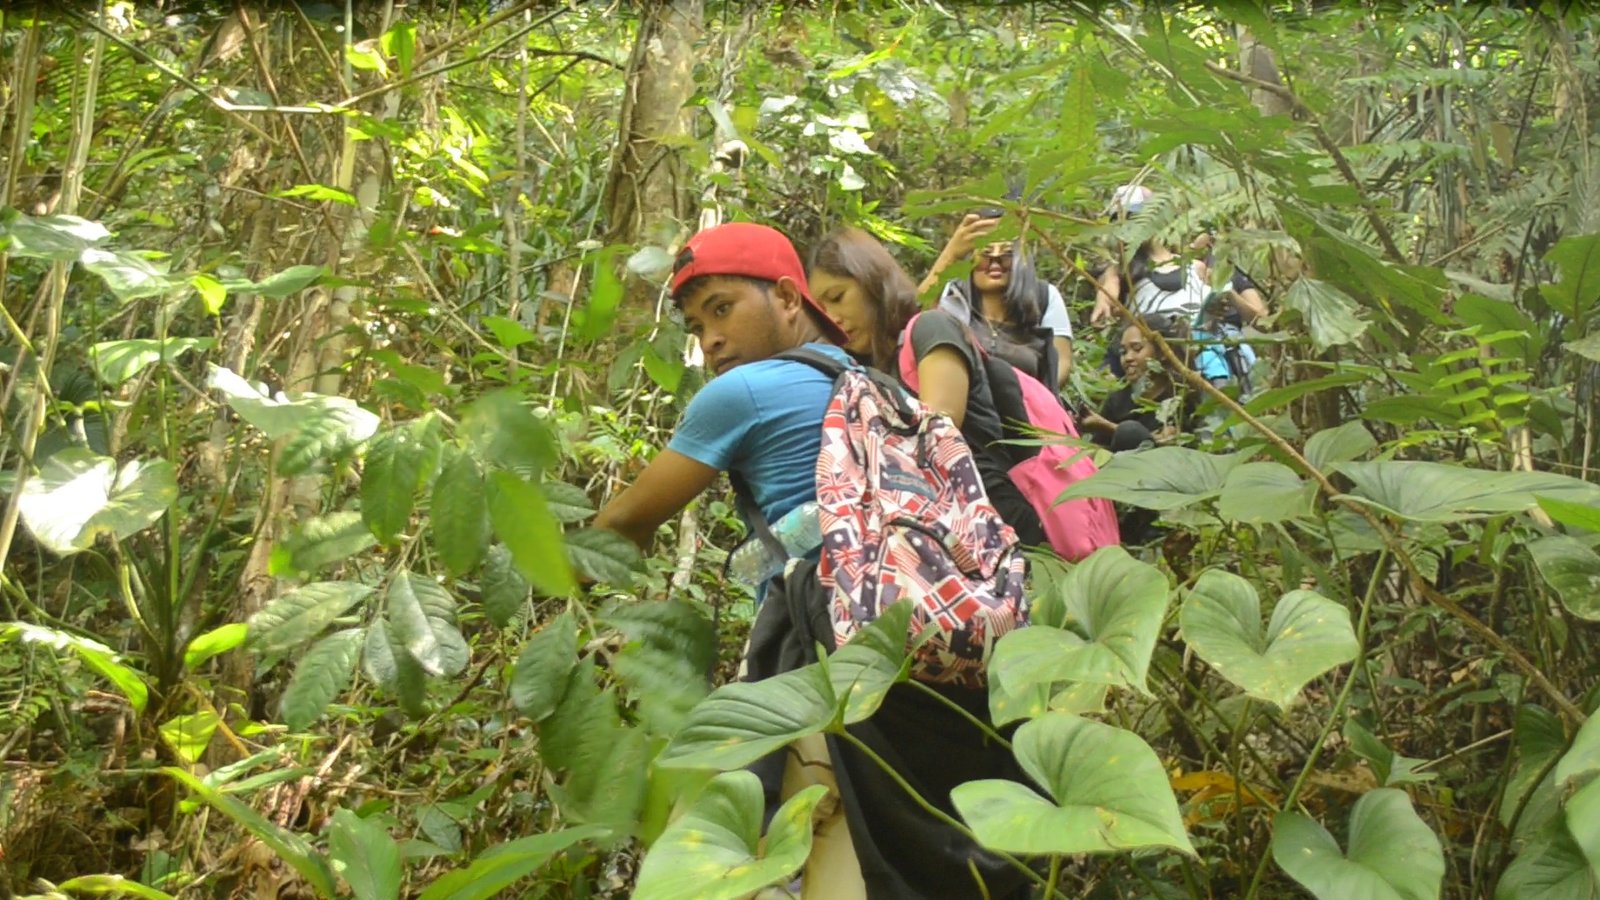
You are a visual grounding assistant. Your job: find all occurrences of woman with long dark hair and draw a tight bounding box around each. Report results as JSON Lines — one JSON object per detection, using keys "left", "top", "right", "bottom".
{"left": 807, "top": 227, "right": 1047, "bottom": 548}
{"left": 917, "top": 213, "right": 1075, "bottom": 389}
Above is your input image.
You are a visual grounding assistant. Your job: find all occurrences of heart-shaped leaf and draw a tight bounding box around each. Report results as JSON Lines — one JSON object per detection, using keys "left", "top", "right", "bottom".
{"left": 1218, "top": 461, "right": 1317, "bottom": 525}
{"left": 1272, "top": 788, "right": 1444, "bottom": 900}
{"left": 1058, "top": 446, "right": 1244, "bottom": 511}
{"left": 1179, "top": 570, "right": 1358, "bottom": 709}
{"left": 989, "top": 546, "right": 1168, "bottom": 700}
{"left": 1496, "top": 817, "right": 1600, "bottom": 900}
{"left": 950, "top": 713, "right": 1194, "bottom": 856}
{"left": 633, "top": 771, "right": 828, "bottom": 900}
{"left": 656, "top": 662, "right": 838, "bottom": 771}
{"left": 1528, "top": 535, "right": 1600, "bottom": 622}
{"left": 1304, "top": 421, "right": 1377, "bottom": 472}
{"left": 17, "top": 449, "right": 178, "bottom": 555}
{"left": 1336, "top": 461, "right": 1600, "bottom": 523}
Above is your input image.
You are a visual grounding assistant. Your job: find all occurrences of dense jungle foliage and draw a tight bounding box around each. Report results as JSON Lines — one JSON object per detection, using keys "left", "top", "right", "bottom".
{"left": 3, "top": 2, "right": 1600, "bottom": 898}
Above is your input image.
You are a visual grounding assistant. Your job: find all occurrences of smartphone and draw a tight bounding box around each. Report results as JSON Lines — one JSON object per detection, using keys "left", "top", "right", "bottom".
{"left": 975, "top": 206, "right": 1005, "bottom": 220}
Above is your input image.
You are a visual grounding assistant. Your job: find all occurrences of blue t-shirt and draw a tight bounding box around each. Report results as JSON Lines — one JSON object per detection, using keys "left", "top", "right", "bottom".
{"left": 667, "top": 342, "right": 848, "bottom": 526}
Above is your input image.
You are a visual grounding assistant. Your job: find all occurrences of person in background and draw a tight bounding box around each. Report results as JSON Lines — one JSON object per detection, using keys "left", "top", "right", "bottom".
{"left": 918, "top": 212, "right": 1075, "bottom": 390}
{"left": 807, "top": 226, "right": 1049, "bottom": 548}
{"left": 1081, "top": 314, "right": 1199, "bottom": 452}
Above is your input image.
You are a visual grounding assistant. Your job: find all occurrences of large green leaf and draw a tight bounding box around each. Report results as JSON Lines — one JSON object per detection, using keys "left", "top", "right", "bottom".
{"left": 479, "top": 544, "right": 531, "bottom": 627}
{"left": 183, "top": 623, "right": 249, "bottom": 671}
{"left": 989, "top": 546, "right": 1168, "bottom": 697}
{"left": 542, "top": 481, "right": 597, "bottom": 523}
{"left": 565, "top": 527, "right": 643, "bottom": 586}
{"left": 279, "top": 628, "right": 364, "bottom": 731}
{"left": 1539, "top": 496, "right": 1600, "bottom": 533}
{"left": 269, "top": 511, "right": 378, "bottom": 576}
{"left": 159, "top": 711, "right": 221, "bottom": 766}
{"left": 1179, "top": 571, "right": 1358, "bottom": 710}
{"left": 1218, "top": 461, "right": 1317, "bottom": 525}
{"left": 1336, "top": 461, "right": 1600, "bottom": 523}
{"left": 950, "top": 713, "right": 1194, "bottom": 856}
{"left": 1058, "top": 446, "right": 1244, "bottom": 510}
{"left": 80, "top": 248, "right": 181, "bottom": 300}
{"left": 2, "top": 622, "right": 149, "bottom": 713}
{"left": 89, "top": 337, "right": 215, "bottom": 386}
{"left": 431, "top": 452, "right": 489, "bottom": 576}
{"left": 207, "top": 365, "right": 379, "bottom": 444}
{"left": 460, "top": 390, "right": 557, "bottom": 477}
{"left": 1497, "top": 818, "right": 1600, "bottom": 900}
{"left": 600, "top": 600, "right": 720, "bottom": 734}
{"left": 417, "top": 825, "right": 611, "bottom": 900}
{"left": 386, "top": 571, "right": 468, "bottom": 678}
{"left": 250, "top": 264, "right": 328, "bottom": 298}
{"left": 1565, "top": 779, "right": 1600, "bottom": 882}
{"left": 0, "top": 208, "right": 110, "bottom": 259}
{"left": 247, "top": 582, "right": 375, "bottom": 655}
{"left": 1304, "top": 421, "right": 1377, "bottom": 472}
{"left": 163, "top": 767, "right": 337, "bottom": 897}
{"left": 487, "top": 471, "right": 576, "bottom": 597}
{"left": 328, "top": 808, "right": 402, "bottom": 900}
{"left": 1272, "top": 789, "right": 1444, "bottom": 900}
{"left": 657, "top": 662, "right": 839, "bottom": 771}
{"left": 511, "top": 610, "right": 578, "bottom": 722}
{"left": 361, "top": 429, "right": 426, "bottom": 544}
{"left": 1541, "top": 233, "right": 1600, "bottom": 319}
{"left": 1283, "top": 277, "right": 1370, "bottom": 352}
{"left": 362, "top": 619, "right": 428, "bottom": 716}
{"left": 17, "top": 449, "right": 177, "bottom": 555}
{"left": 1556, "top": 713, "right": 1600, "bottom": 787}
{"left": 1528, "top": 535, "right": 1600, "bottom": 622}
{"left": 53, "top": 875, "right": 175, "bottom": 899}
{"left": 633, "top": 772, "right": 827, "bottom": 900}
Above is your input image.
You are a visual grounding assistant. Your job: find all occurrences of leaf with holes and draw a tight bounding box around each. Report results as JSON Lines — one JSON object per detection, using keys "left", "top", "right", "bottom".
{"left": 386, "top": 572, "right": 468, "bottom": 678}
{"left": 1179, "top": 571, "right": 1358, "bottom": 710}
{"left": 633, "top": 772, "right": 827, "bottom": 900}
{"left": 951, "top": 713, "right": 1194, "bottom": 856}
{"left": 247, "top": 582, "right": 374, "bottom": 655}
{"left": 1272, "top": 789, "right": 1444, "bottom": 900}
{"left": 279, "top": 628, "right": 363, "bottom": 731}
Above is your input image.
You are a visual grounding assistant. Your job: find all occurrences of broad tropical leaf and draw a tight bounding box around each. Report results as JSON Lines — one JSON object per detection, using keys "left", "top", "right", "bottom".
{"left": 1059, "top": 446, "right": 1244, "bottom": 510}
{"left": 1283, "top": 276, "right": 1370, "bottom": 351}
{"left": 633, "top": 771, "right": 828, "bottom": 900}
{"left": 386, "top": 571, "right": 468, "bottom": 678}
{"left": 950, "top": 713, "right": 1194, "bottom": 856}
{"left": 1304, "top": 421, "right": 1377, "bottom": 471}
{"left": 657, "top": 663, "right": 839, "bottom": 771}
{"left": 479, "top": 544, "right": 531, "bottom": 626}
{"left": 1179, "top": 571, "right": 1358, "bottom": 709}
{"left": 1217, "top": 461, "right": 1317, "bottom": 524}
{"left": 269, "top": 511, "right": 378, "bottom": 576}
{"left": 1336, "top": 461, "right": 1600, "bottom": 523}
{"left": 431, "top": 452, "right": 489, "bottom": 576}
{"left": 487, "top": 471, "right": 576, "bottom": 597}
{"left": 511, "top": 610, "right": 578, "bottom": 722}
{"left": 207, "top": 364, "right": 379, "bottom": 444}
{"left": 1272, "top": 789, "right": 1444, "bottom": 900}
{"left": 1528, "top": 535, "right": 1600, "bottom": 621}
{"left": 89, "top": 337, "right": 214, "bottom": 386}
{"left": 279, "top": 628, "right": 364, "bottom": 731}
{"left": 17, "top": 449, "right": 177, "bottom": 555}
{"left": 328, "top": 808, "right": 403, "bottom": 900}
{"left": 417, "top": 825, "right": 611, "bottom": 900}
{"left": 247, "top": 582, "right": 374, "bottom": 655}
{"left": 989, "top": 546, "right": 1168, "bottom": 696}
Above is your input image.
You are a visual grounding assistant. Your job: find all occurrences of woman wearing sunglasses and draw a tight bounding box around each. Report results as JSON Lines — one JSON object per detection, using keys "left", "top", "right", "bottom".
{"left": 918, "top": 212, "right": 1074, "bottom": 390}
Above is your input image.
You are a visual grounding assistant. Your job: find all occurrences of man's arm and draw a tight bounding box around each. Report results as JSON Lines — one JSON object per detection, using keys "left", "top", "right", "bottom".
{"left": 595, "top": 449, "right": 719, "bottom": 552}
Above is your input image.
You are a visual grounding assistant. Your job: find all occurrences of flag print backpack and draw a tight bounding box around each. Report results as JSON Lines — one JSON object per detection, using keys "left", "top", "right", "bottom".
{"left": 897, "top": 313, "right": 1120, "bottom": 562}
{"left": 774, "top": 348, "right": 1027, "bottom": 689}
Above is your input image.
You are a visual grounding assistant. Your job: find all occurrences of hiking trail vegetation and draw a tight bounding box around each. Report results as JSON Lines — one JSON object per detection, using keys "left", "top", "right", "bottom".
{"left": 3, "top": 3, "right": 1600, "bottom": 898}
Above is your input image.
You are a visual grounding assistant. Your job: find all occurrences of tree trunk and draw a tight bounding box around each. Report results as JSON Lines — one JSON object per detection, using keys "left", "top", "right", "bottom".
{"left": 1239, "top": 29, "right": 1294, "bottom": 119}
{"left": 603, "top": 0, "right": 703, "bottom": 260}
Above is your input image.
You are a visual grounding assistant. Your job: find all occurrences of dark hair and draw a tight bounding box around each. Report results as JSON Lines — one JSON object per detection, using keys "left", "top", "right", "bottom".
{"left": 807, "top": 227, "right": 920, "bottom": 370}
{"left": 1125, "top": 313, "right": 1194, "bottom": 368}
{"left": 672, "top": 274, "right": 774, "bottom": 307}
{"left": 971, "top": 243, "right": 1049, "bottom": 328}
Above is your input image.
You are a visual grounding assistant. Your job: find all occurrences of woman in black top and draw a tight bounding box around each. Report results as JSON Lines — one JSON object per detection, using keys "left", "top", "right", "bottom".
{"left": 1082, "top": 315, "right": 1199, "bottom": 452}
{"left": 806, "top": 227, "right": 1048, "bottom": 548}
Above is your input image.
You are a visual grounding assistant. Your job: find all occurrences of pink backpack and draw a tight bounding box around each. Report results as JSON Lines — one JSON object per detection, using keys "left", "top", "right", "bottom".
{"left": 777, "top": 349, "right": 1027, "bottom": 689}
{"left": 897, "top": 314, "right": 1120, "bottom": 561}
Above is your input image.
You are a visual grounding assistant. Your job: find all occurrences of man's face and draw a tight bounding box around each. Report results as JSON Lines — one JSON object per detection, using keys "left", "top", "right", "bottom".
{"left": 679, "top": 277, "right": 789, "bottom": 376}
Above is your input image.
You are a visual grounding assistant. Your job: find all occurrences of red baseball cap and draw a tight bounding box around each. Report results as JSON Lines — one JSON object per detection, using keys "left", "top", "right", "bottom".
{"left": 670, "top": 222, "right": 848, "bottom": 344}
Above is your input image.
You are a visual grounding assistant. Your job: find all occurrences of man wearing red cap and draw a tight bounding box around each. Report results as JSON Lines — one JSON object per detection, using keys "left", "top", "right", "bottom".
{"left": 596, "top": 221, "right": 849, "bottom": 550}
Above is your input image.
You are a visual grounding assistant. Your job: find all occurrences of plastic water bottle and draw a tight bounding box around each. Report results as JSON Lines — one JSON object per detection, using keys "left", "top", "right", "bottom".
{"left": 726, "top": 501, "right": 822, "bottom": 586}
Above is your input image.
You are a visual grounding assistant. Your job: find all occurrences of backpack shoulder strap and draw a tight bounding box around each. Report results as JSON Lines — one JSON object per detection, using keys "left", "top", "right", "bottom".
{"left": 771, "top": 347, "right": 850, "bottom": 380}
{"left": 727, "top": 472, "right": 786, "bottom": 568}
{"left": 774, "top": 347, "right": 919, "bottom": 425}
